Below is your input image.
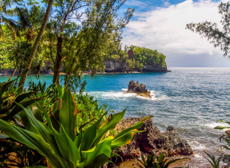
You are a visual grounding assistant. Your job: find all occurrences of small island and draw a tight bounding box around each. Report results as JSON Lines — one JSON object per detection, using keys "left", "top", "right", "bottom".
{"left": 105, "top": 46, "right": 170, "bottom": 73}
{"left": 124, "top": 80, "right": 152, "bottom": 98}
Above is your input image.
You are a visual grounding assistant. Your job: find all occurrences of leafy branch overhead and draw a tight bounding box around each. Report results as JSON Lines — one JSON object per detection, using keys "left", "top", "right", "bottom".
{"left": 186, "top": 2, "right": 230, "bottom": 57}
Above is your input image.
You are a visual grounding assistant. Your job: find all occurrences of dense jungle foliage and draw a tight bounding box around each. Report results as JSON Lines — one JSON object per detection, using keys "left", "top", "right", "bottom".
{"left": 109, "top": 45, "right": 167, "bottom": 70}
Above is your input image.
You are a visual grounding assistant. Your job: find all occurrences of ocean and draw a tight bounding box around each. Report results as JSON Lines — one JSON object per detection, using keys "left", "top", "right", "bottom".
{"left": 1, "top": 67, "right": 230, "bottom": 167}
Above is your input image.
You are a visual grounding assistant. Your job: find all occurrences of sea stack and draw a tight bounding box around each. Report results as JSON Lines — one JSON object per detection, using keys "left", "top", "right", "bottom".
{"left": 125, "top": 80, "right": 152, "bottom": 98}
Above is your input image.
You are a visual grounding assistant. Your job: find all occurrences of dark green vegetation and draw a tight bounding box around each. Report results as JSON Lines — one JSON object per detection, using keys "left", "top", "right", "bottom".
{"left": 109, "top": 45, "right": 167, "bottom": 70}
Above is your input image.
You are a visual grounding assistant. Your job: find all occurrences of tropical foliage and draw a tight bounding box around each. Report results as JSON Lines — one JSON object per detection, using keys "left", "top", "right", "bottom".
{"left": 0, "top": 70, "right": 44, "bottom": 121}
{"left": 109, "top": 45, "right": 167, "bottom": 70}
{"left": 0, "top": 89, "right": 149, "bottom": 167}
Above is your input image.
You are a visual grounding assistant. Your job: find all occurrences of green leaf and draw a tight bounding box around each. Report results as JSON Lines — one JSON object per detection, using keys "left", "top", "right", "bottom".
{"left": 111, "top": 129, "right": 142, "bottom": 149}
{"left": 2, "top": 96, "right": 44, "bottom": 120}
{"left": 217, "top": 119, "right": 230, "bottom": 124}
{"left": 33, "top": 106, "right": 43, "bottom": 122}
{"left": 50, "top": 99, "right": 61, "bottom": 131}
{"left": 59, "top": 90, "right": 77, "bottom": 141}
{"left": 74, "top": 129, "right": 83, "bottom": 148}
{"left": 0, "top": 119, "right": 66, "bottom": 168}
{"left": 158, "top": 151, "right": 165, "bottom": 163}
{"left": 16, "top": 103, "right": 61, "bottom": 156}
{"left": 94, "top": 109, "right": 126, "bottom": 144}
{"left": 214, "top": 126, "right": 230, "bottom": 130}
{"left": 81, "top": 139, "right": 113, "bottom": 168}
{"left": 52, "top": 124, "right": 81, "bottom": 166}
{"left": 14, "top": 92, "right": 34, "bottom": 103}
{"left": 80, "top": 115, "right": 103, "bottom": 151}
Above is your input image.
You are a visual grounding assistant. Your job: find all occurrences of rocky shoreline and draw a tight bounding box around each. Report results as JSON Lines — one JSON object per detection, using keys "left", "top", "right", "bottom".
{"left": 105, "top": 117, "right": 193, "bottom": 167}
{"left": 0, "top": 59, "right": 170, "bottom": 77}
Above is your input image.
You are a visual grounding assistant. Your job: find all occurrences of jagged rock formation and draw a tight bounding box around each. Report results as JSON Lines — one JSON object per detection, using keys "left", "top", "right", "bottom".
{"left": 114, "top": 117, "right": 193, "bottom": 161}
{"left": 125, "top": 80, "right": 151, "bottom": 98}
{"left": 127, "top": 80, "right": 147, "bottom": 93}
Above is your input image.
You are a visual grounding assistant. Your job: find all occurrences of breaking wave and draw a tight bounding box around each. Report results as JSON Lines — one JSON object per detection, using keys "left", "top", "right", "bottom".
{"left": 86, "top": 89, "right": 168, "bottom": 101}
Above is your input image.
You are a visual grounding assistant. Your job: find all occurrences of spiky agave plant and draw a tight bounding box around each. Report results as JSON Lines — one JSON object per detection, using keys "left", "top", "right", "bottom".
{"left": 0, "top": 89, "right": 150, "bottom": 168}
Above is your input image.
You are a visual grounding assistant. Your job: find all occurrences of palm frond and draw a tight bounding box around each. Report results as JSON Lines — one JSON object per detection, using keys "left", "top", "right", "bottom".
{"left": 15, "top": 7, "right": 31, "bottom": 29}
{"left": 1, "top": 15, "right": 20, "bottom": 39}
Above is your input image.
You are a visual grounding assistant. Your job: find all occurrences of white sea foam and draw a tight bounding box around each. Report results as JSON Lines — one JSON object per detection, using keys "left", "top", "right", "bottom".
{"left": 194, "top": 153, "right": 203, "bottom": 158}
{"left": 122, "top": 88, "right": 128, "bottom": 91}
{"left": 86, "top": 89, "right": 168, "bottom": 101}
{"left": 188, "top": 140, "right": 207, "bottom": 151}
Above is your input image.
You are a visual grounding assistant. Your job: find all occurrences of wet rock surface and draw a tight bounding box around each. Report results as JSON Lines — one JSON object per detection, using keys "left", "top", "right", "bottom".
{"left": 114, "top": 117, "right": 193, "bottom": 161}
{"left": 127, "top": 80, "right": 147, "bottom": 93}
{"left": 125, "top": 80, "right": 152, "bottom": 98}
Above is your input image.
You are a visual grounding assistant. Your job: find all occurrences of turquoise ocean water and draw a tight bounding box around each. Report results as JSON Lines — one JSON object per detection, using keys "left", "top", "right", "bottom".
{"left": 1, "top": 67, "right": 230, "bottom": 167}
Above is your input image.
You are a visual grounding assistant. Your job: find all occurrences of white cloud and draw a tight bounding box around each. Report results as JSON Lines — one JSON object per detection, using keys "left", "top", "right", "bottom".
{"left": 125, "top": 0, "right": 148, "bottom": 8}
{"left": 122, "top": 0, "right": 230, "bottom": 67}
{"left": 164, "top": 1, "right": 170, "bottom": 7}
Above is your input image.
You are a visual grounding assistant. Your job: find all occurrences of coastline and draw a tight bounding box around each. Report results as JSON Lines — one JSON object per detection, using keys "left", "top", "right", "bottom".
{"left": 0, "top": 70, "right": 171, "bottom": 77}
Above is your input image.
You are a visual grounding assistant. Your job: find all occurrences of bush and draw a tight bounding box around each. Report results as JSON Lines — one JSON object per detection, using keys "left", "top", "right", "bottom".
{"left": 75, "top": 93, "right": 108, "bottom": 131}
{"left": 133, "top": 151, "right": 186, "bottom": 168}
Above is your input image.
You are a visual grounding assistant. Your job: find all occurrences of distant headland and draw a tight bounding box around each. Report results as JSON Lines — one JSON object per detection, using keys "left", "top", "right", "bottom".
{"left": 0, "top": 46, "right": 170, "bottom": 76}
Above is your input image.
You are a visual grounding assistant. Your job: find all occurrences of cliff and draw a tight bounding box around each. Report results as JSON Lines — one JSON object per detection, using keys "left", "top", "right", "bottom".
{"left": 104, "top": 60, "right": 168, "bottom": 73}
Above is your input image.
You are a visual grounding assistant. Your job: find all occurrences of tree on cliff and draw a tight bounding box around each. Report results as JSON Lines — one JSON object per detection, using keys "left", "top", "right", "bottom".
{"left": 186, "top": 2, "right": 230, "bottom": 57}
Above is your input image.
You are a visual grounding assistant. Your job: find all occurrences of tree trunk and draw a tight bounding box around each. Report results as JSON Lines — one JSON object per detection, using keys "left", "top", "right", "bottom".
{"left": 53, "top": 36, "right": 63, "bottom": 84}
{"left": 8, "top": 62, "right": 19, "bottom": 82}
{"left": 18, "top": 0, "right": 54, "bottom": 91}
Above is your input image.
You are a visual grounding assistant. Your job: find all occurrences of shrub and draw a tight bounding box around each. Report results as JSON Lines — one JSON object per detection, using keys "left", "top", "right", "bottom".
{"left": 133, "top": 151, "right": 186, "bottom": 168}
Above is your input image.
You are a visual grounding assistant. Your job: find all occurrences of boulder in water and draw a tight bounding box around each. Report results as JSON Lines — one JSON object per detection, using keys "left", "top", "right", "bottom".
{"left": 127, "top": 80, "right": 147, "bottom": 93}
{"left": 126, "top": 80, "right": 151, "bottom": 98}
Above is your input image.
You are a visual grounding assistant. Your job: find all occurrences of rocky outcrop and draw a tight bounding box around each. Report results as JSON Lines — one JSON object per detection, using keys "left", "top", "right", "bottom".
{"left": 104, "top": 60, "right": 129, "bottom": 72}
{"left": 127, "top": 80, "right": 147, "bottom": 93}
{"left": 104, "top": 60, "right": 169, "bottom": 73}
{"left": 125, "top": 80, "right": 152, "bottom": 98}
{"left": 114, "top": 117, "right": 193, "bottom": 161}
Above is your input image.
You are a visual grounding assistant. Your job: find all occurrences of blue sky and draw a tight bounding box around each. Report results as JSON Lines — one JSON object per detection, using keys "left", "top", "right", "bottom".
{"left": 121, "top": 0, "right": 230, "bottom": 67}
